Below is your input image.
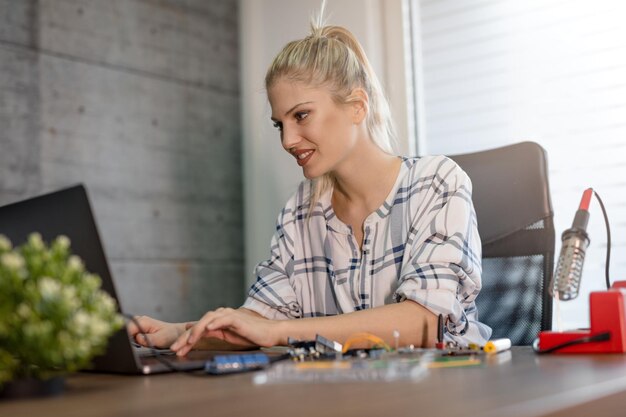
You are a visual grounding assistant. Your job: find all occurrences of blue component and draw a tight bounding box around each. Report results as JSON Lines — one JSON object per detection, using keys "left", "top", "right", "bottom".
{"left": 205, "top": 353, "right": 271, "bottom": 374}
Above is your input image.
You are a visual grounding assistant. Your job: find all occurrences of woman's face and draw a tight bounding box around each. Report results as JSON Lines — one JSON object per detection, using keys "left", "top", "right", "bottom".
{"left": 268, "top": 79, "right": 362, "bottom": 179}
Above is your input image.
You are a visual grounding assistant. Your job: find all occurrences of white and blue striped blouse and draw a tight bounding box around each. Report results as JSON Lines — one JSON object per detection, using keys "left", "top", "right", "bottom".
{"left": 242, "top": 155, "right": 492, "bottom": 345}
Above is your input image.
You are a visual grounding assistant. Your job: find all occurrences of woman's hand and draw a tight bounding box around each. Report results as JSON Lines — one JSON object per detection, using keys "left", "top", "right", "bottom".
{"left": 126, "top": 316, "right": 186, "bottom": 348}
{"left": 170, "top": 308, "right": 282, "bottom": 356}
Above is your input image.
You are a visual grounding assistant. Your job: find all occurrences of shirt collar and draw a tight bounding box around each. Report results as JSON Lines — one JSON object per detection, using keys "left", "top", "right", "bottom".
{"left": 321, "top": 157, "right": 415, "bottom": 233}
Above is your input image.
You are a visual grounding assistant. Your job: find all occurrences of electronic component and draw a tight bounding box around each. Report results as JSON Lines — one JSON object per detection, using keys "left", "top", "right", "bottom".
{"left": 315, "top": 334, "right": 343, "bottom": 354}
{"left": 205, "top": 353, "right": 270, "bottom": 375}
{"left": 286, "top": 337, "right": 322, "bottom": 361}
{"left": 342, "top": 332, "right": 390, "bottom": 353}
{"left": 254, "top": 353, "right": 433, "bottom": 384}
{"left": 392, "top": 330, "right": 400, "bottom": 351}
{"left": 483, "top": 338, "right": 511, "bottom": 354}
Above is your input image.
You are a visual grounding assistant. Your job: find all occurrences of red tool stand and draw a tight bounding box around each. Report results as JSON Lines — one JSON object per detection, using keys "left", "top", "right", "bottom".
{"left": 538, "top": 281, "right": 626, "bottom": 353}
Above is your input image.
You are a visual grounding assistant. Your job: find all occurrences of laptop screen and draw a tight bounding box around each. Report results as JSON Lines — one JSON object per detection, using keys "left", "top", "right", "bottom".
{"left": 0, "top": 184, "right": 120, "bottom": 301}
{"left": 0, "top": 185, "right": 213, "bottom": 374}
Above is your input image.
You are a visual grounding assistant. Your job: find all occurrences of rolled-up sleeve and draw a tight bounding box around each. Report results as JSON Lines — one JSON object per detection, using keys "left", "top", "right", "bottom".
{"left": 242, "top": 204, "right": 302, "bottom": 320}
{"left": 393, "top": 158, "right": 491, "bottom": 343}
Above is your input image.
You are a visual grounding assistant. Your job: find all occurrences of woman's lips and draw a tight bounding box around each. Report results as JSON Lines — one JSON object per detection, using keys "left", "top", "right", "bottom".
{"left": 295, "top": 150, "right": 314, "bottom": 167}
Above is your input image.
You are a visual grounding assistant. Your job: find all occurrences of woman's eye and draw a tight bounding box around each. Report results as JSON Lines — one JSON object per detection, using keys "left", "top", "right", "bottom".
{"left": 295, "top": 111, "right": 309, "bottom": 121}
{"left": 272, "top": 121, "right": 283, "bottom": 131}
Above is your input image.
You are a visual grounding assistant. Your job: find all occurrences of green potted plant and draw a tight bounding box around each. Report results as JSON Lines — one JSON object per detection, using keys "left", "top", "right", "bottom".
{"left": 0, "top": 233, "right": 123, "bottom": 399}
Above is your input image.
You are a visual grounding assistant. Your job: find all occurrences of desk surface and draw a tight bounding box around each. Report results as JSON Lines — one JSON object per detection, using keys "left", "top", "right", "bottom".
{"left": 2, "top": 347, "right": 626, "bottom": 417}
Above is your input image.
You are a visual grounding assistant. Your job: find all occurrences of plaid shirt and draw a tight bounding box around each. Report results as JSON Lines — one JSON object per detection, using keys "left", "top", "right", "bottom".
{"left": 243, "top": 156, "right": 492, "bottom": 345}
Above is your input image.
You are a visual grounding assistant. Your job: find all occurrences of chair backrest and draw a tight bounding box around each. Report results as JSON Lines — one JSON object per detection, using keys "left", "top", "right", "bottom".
{"left": 449, "top": 142, "right": 555, "bottom": 345}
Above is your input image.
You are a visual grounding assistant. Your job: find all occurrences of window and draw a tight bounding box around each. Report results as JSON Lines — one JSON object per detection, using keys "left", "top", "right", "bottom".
{"left": 412, "top": 0, "right": 626, "bottom": 329}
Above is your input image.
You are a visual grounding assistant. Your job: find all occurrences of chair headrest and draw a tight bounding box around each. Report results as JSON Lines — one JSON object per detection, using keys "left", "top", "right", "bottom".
{"left": 449, "top": 141, "right": 553, "bottom": 245}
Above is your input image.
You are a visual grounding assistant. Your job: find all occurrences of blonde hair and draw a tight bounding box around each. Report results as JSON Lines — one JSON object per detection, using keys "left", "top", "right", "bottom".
{"left": 265, "top": 5, "right": 397, "bottom": 214}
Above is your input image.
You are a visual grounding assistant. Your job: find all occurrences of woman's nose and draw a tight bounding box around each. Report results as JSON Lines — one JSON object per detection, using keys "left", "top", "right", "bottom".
{"left": 281, "top": 126, "right": 300, "bottom": 151}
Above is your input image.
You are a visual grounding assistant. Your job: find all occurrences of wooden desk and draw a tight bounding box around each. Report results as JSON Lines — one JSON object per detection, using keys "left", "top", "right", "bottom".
{"left": 2, "top": 347, "right": 626, "bottom": 417}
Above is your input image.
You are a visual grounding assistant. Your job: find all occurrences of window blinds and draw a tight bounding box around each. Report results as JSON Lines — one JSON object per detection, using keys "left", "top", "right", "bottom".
{"left": 416, "top": 0, "right": 626, "bottom": 329}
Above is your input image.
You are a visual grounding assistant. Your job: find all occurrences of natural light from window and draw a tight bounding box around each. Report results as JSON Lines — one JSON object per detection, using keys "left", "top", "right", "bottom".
{"left": 413, "top": 0, "right": 626, "bottom": 330}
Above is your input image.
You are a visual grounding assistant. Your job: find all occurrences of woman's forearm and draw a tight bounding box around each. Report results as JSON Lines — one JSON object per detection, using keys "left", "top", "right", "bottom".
{"left": 276, "top": 301, "right": 438, "bottom": 348}
{"left": 175, "top": 304, "right": 437, "bottom": 354}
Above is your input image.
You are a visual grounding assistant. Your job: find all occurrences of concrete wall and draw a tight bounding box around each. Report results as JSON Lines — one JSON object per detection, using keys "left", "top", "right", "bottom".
{"left": 0, "top": 0, "right": 243, "bottom": 322}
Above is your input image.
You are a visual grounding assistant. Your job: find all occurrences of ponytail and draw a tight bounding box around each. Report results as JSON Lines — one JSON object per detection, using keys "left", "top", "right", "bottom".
{"left": 265, "top": 9, "right": 397, "bottom": 215}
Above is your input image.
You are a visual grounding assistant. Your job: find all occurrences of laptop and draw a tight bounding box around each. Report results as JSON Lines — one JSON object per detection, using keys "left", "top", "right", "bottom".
{"left": 0, "top": 184, "right": 212, "bottom": 374}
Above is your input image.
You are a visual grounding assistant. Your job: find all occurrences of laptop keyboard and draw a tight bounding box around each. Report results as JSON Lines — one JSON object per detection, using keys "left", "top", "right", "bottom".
{"left": 131, "top": 342, "right": 176, "bottom": 358}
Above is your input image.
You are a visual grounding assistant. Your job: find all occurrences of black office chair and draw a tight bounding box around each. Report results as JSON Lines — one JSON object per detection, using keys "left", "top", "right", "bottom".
{"left": 449, "top": 141, "right": 555, "bottom": 345}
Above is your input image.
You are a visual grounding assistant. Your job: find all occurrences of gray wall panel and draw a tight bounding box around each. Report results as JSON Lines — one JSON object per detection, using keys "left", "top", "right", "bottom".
{"left": 111, "top": 261, "right": 243, "bottom": 322}
{"left": 0, "top": 0, "right": 37, "bottom": 47}
{"left": 0, "top": 0, "right": 242, "bottom": 322}
{"left": 38, "top": 0, "right": 238, "bottom": 91}
{"left": 0, "top": 45, "right": 41, "bottom": 202}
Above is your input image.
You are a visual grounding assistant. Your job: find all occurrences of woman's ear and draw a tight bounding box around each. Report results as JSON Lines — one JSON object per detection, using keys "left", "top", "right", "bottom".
{"left": 346, "top": 88, "right": 369, "bottom": 124}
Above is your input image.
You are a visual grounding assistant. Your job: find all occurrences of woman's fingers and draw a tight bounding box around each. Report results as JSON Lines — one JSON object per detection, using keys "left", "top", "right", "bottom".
{"left": 204, "top": 329, "right": 255, "bottom": 347}
{"left": 170, "top": 308, "right": 264, "bottom": 355}
{"left": 170, "top": 330, "right": 188, "bottom": 352}
{"left": 203, "top": 312, "right": 271, "bottom": 347}
{"left": 171, "top": 310, "right": 240, "bottom": 353}
{"left": 127, "top": 315, "right": 149, "bottom": 336}
{"left": 174, "top": 337, "right": 194, "bottom": 356}
{"left": 187, "top": 309, "right": 234, "bottom": 344}
{"left": 128, "top": 316, "right": 162, "bottom": 346}
{"left": 136, "top": 330, "right": 164, "bottom": 347}
{"left": 205, "top": 314, "right": 238, "bottom": 333}
{"left": 173, "top": 329, "right": 255, "bottom": 356}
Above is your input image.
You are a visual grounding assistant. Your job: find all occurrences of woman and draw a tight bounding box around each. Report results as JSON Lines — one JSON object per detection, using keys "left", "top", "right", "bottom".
{"left": 129, "top": 21, "right": 492, "bottom": 356}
